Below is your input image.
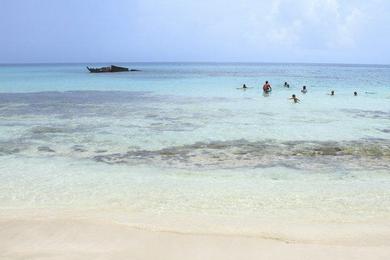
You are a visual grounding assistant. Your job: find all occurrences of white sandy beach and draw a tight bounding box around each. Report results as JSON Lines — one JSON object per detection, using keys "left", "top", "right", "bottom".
{"left": 1, "top": 215, "right": 390, "bottom": 260}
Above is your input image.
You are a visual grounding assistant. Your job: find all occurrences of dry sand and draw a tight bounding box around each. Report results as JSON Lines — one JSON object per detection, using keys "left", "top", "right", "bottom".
{"left": 1, "top": 218, "right": 390, "bottom": 260}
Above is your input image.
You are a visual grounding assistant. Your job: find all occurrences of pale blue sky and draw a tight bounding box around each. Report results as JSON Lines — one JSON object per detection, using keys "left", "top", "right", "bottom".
{"left": 1, "top": 0, "right": 389, "bottom": 64}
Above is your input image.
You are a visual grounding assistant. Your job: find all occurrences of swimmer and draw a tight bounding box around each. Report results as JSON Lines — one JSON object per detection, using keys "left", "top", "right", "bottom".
{"left": 354, "top": 91, "right": 358, "bottom": 96}
{"left": 284, "top": 82, "right": 290, "bottom": 88}
{"left": 237, "top": 84, "right": 251, "bottom": 90}
{"left": 301, "top": 86, "right": 307, "bottom": 94}
{"left": 263, "top": 81, "right": 272, "bottom": 93}
{"left": 289, "top": 94, "right": 300, "bottom": 103}
{"left": 328, "top": 90, "right": 335, "bottom": 96}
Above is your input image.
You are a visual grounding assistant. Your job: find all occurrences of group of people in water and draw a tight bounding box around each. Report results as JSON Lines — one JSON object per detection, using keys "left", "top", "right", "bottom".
{"left": 239, "top": 81, "right": 359, "bottom": 103}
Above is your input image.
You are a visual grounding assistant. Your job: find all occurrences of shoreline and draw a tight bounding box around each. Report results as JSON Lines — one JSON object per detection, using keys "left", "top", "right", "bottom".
{"left": 1, "top": 217, "right": 390, "bottom": 260}
{"left": 0, "top": 63, "right": 389, "bottom": 259}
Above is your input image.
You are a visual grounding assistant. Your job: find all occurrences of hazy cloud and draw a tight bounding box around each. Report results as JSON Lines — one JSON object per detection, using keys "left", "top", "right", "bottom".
{"left": 0, "top": 0, "right": 389, "bottom": 63}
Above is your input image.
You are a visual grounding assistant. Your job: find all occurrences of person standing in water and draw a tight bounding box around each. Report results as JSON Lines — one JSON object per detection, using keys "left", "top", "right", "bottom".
{"left": 289, "top": 94, "right": 300, "bottom": 103}
{"left": 263, "top": 81, "right": 272, "bottom": 93}
{"left": 301, "top": 86, "right": 307, "bottom": 93}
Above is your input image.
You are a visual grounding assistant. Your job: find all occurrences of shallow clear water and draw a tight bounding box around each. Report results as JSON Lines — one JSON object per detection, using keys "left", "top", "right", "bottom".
{"left": 0, "top": 63, "right": 389, "bottom": 237}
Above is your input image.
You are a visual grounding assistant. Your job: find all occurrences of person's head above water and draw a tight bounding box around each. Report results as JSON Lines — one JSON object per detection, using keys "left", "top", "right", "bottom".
{"left": 303, "top": 86, "right": 306, "bottom": 89}
{"left": 331, "top": 90, "right": 335, "bottom": 95}
{"left": 265, "top": 81, "right": 269, "bottom": 84}
{"left": 354, "top": 91, "right": 357, "bottom": 96}
{"left": 290, "top": 94, "right": 300, "bottom": 103}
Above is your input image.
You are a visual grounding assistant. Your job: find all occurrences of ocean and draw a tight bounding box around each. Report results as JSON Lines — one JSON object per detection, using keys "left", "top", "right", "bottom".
{"left": 0, "top": 63, "right": 389, "bottom": 240}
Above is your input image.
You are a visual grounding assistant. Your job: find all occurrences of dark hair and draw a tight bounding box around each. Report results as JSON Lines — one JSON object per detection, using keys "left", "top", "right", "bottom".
{"left": 266, "top": 81, "right": 268, "bottom": 84}
{"left": 303, "top": 86, "right": 306, "bottom": 89}
{"left": 292, "top": 94, "right": 296, "bottom": 97}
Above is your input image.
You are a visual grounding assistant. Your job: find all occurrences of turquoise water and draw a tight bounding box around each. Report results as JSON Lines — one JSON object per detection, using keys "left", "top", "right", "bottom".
{"left": 0, "top": 63, "right": 389, "bottom": 237}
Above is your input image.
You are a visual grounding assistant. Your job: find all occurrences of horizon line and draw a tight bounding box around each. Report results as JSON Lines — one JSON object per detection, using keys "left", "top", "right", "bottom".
{"left": 0, "top": 61, "right": 389, "bottom": 67}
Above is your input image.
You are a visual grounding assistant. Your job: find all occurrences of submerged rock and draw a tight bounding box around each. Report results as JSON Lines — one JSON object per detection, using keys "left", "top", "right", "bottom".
{"left": 37, "top": 146, "right": 55, "bottom": 153}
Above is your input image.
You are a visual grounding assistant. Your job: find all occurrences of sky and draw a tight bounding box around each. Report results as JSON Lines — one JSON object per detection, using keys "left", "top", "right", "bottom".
{"left": 0, "top": 0, "right": 389, "bottom": 64}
